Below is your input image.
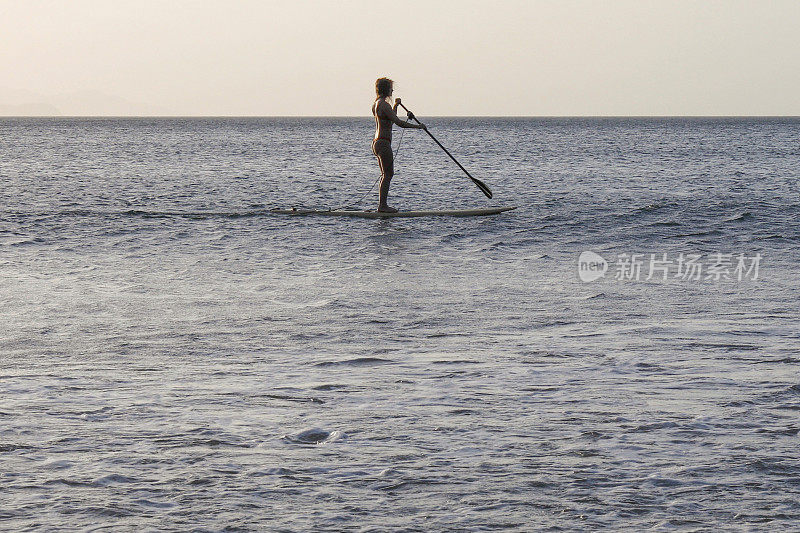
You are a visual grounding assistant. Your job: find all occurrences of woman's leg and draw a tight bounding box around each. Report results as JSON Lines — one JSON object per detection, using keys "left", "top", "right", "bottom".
{"left": 373, "top": 141, "right": 396, "bottom": 212}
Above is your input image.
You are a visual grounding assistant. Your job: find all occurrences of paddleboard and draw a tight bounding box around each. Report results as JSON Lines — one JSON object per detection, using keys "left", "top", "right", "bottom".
{"left": 270, "top": 206, "right": 516, "bottom": 218}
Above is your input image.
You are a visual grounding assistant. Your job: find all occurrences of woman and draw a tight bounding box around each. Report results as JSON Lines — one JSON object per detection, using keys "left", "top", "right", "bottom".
{"left": 372, "top": 77, "right": 426, "bottom": 213}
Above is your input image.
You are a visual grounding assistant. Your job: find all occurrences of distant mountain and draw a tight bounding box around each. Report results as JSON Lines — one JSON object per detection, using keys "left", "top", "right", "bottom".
{"left": 0, "top": 102, "right": 61, "bottom": 115}
{"left": 49, "top": 90, "right": 168, "bottom": 116}
{"left": 0, "top": 87, "right": 168, "bottom": 116}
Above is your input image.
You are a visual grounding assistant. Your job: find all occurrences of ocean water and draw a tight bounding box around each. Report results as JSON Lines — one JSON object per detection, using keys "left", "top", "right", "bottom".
{"left": 1, "top": 117, "right": 799, "bottom": 531}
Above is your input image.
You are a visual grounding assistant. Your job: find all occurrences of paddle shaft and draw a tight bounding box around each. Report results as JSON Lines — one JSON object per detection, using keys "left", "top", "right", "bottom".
{"left": 398, "top": 102, "right": 492, "bottom": 199}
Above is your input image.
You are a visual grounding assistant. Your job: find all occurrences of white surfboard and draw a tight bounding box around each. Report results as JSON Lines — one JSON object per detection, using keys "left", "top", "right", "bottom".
{"left": 270, "top": 206, "right": 516, "bottom": 218}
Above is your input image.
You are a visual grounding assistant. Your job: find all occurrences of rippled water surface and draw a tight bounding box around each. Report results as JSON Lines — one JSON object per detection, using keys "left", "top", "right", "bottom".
{"left": 1, "top": 117, "right": 799, "bottom": 531}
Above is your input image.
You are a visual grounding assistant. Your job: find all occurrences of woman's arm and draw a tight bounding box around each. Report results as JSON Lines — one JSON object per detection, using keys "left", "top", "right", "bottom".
{"left": 379, "top": 100, "right": 425, "bottom": 129}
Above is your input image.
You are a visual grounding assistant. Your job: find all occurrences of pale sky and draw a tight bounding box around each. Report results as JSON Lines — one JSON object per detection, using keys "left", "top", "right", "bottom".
{"left": 1, "top": 0, "right": 799, "bottom": 116}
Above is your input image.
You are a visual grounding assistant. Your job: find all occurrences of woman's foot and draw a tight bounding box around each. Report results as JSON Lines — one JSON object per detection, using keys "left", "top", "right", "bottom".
{"left": 378, "top": 205, "right": 398, "bottom": 213}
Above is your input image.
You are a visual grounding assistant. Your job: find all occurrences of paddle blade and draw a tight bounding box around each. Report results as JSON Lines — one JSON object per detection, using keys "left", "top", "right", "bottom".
{"left": 472, "top": 177, "right": 493, "bottom": 199}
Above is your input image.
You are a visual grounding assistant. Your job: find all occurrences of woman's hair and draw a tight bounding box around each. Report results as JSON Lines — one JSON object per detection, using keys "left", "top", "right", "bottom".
{"left": 375, "top": 77, "right": 393, "bottom": 98}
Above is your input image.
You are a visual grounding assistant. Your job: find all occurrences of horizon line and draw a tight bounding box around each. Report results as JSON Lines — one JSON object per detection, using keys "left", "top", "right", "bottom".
{"left": 1, "top": 114, "right": 799, "bottom": 119}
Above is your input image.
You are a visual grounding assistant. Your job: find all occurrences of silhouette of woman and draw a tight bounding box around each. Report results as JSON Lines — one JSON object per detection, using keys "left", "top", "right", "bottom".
{"left": 371, "top": 78, "right": 426, "bottom": 213}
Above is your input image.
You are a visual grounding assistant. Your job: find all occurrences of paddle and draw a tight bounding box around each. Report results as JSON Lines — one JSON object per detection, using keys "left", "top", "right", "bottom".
{"left": 397, "top": 102, "right": 493, "bottom": 199}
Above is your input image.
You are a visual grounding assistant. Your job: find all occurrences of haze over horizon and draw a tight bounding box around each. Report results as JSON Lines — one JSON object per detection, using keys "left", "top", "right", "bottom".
{"left": 2, "top": 0, "right": 799, "bottom": 117}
